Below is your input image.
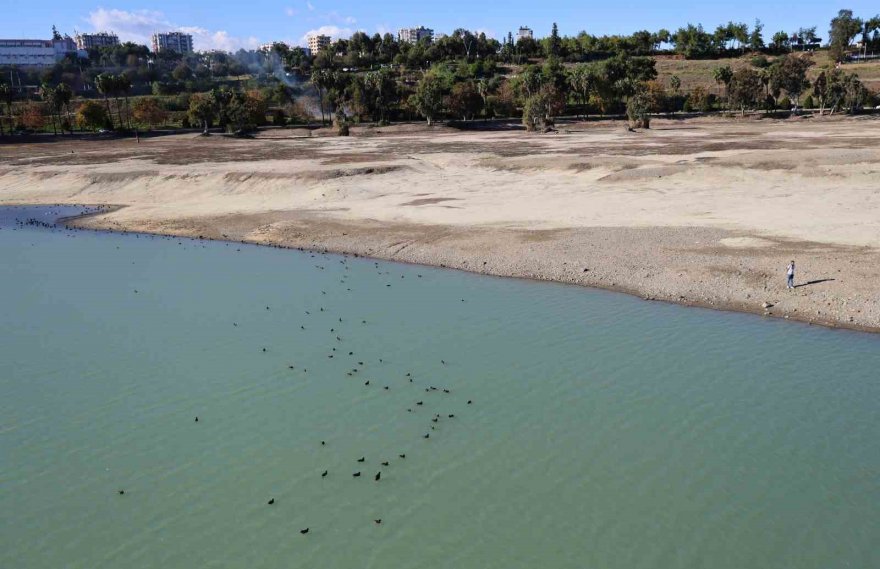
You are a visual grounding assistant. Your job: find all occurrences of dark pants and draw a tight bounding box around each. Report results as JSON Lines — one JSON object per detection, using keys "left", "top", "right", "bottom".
{"left": 787, "top": 275, "right": 794, "bottom": 288}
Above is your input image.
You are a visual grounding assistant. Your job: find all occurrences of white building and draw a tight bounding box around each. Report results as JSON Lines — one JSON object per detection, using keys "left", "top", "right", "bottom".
{"left": 398, "top": 26, "right": 434, "bottom": 44}
{"left": 517, "top": 26, "right": 533, "bottom": 40}
{"left": 0, "top": 36, "right": 82, "bottom": 67}
{"left": 75, "top": 32, "right": 120, "bottom": 50}
{"left": 151, "top": 32, "right": 194, "bottom": 54}
{"left": 307, "top": 35, "right": 331, "bottom": 53}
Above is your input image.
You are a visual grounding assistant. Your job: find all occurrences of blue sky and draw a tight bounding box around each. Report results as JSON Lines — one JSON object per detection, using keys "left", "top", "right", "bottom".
{"left": 2, "top": 1, "right": 876, "bottom": 51}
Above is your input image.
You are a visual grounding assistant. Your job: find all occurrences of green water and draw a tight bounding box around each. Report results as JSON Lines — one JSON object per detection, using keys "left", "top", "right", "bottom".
{"left": 1, "top": 206, "right": 878, "bottom": 569}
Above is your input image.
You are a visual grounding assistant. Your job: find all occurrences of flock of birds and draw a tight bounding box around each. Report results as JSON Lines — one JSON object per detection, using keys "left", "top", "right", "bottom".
{"left": 5, "top": 206, "right": 477, "bottom": 537}
{"left": 252, "top": 255, "right": 476, "bottom": 536}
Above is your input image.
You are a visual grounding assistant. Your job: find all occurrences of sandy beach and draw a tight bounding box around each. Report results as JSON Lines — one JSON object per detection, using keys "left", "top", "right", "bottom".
{"left": 2, "top": 115, "right": 879, "bottom": 331}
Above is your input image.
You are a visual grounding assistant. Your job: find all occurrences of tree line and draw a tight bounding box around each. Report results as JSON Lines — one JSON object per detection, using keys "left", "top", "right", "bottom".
{"left": 0, "top": 9, "right": 877, "bottom": 135}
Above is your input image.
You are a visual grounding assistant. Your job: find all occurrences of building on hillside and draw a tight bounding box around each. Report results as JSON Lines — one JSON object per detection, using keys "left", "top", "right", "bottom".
{"left": 307, "top": 34, "right": 331, "bottom": 53}
{"left": 151, "top": 31, "right": 194, "bottom": 54}
{"left": 0, "top": 36, "right": 83, "bottom": 67}
{"left": 398, "top": 26, "right": 434, "bottom": 44}
{"left": 517, "top": 26, "right": 533, "bottom": 40}
{"left": 75, "top": 32, "right": 119, "bottom": 50}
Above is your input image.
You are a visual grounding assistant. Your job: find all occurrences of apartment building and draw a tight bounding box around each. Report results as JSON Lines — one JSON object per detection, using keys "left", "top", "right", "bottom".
{"left": 151, "top": 31, "right": 194, "bottom": 54}
{"left": 307, "top": 34, "right": 331, "bottom": 53}
{"left": 75, "top": 32, "right": 120, "bottom": 50}
{"left": 398, "top": 26, "right": 434, "bottom": 44}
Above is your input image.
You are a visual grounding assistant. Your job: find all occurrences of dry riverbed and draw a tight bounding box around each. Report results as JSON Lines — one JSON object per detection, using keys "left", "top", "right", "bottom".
{"left": 2, "top": 115, "right": 878, "bottom": 332}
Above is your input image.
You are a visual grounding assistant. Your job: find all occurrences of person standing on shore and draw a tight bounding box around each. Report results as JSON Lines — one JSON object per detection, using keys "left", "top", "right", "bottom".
{"left": 786, "top": 260, "right": 795, "bottom": 290}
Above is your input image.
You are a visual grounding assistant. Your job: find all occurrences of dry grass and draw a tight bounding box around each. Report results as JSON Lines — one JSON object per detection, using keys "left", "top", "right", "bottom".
{"left": 653, "top": 50, "right": 880, "bottom": 94}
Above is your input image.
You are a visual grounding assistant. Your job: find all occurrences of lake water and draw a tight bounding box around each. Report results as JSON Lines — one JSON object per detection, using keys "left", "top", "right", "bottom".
{"left": 1, "top": 205, "right": 878, "bottom": 569}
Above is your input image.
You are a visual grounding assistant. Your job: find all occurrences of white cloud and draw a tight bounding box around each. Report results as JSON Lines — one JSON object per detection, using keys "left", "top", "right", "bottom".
{"left": 306, "top": 1, "right": 315, "bottom": 11}
{"left": 299, "top": 25, "right": 353, "bottom": 45}
{"left": 84, "top": 8, "right": 259, "bottom": 52}
{"left": 285, "top": 7, "right": 298, "bottom": 17}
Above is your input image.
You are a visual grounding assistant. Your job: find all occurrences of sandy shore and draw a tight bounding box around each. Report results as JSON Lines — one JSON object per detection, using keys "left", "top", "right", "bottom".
{"left": 2, "top": 116, "right": 879, "bottom": 332}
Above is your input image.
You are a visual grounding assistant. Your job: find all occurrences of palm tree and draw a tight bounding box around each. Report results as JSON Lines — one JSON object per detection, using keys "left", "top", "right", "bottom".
{"left": 0, "top": 83, "right": 11, "bottom": 136}
{"left": 476, "top": 78, "right": 489, "bottom": 120}
{"left": 40, "top": 83, "right": 59, "bottom": 135}
{"left": 310, "top": 69, "right": 337, "bottom": 125}
{"left": 55, "top": 83, "right": 73, "bottom": 133}
{"left": 713, "top": 65, "right": 733, "bottom": 109}
{"left": 0, "top": 83, "right": 12, "bottom": 136}
{"left": 116, "top": 74, "right": 132, "bottom": 129}
{"left": 96, "top": 74, "right": 115, "bottom": 129}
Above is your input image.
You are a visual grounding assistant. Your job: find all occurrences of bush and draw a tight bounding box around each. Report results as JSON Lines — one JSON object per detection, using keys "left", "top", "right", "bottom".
{"left": 750, "top": 55, "right": 771, "bottom": 68}
{"left": 778, "top": 96, "right": 792, "bottom": 109}
{"left": 270, "top": 108, "right": 286, "bottom": 125}
{"left": 801, "top": 95, "right": 814, "bottom": 109}
{"left": 333, "top": 110, "right": 350, "bottom": 136}
{"left": 76, "top": 100, "right": 109, "bottom": 131}
{"left": 626, "top": 91, "right": 651, "bottom": 129}
{"left": 686, "top": 86, "right": 711, "bottom": 113}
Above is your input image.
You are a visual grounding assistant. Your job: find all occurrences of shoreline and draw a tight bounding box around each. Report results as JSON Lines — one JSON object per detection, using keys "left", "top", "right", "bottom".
{"left": 2, "top": 116, "right": 878, "bottom": 335}
{"left": 53, "top": 206, "right": 879, "bottom": 335}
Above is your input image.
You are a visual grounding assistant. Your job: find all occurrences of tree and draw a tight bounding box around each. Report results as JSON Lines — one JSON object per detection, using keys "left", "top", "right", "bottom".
{"left": 771, "top": 55, "right": 813, "bottom": 108}
{"left": 410, "top": 69, "right": 448, "bottom": 125}
{"left": 522, "top": 86, "right": 559, "bottom": 132}
{"left": 95, "top": 73, "right": 116, "bottom": 129}
{"left": 446, "top": 81, "right": 482, "bottom": 120}
{"left": 76, "top": 100, "right": 110, "bottom": 131}
{"left": 188, "top": 93, "right": 215, "bottom": 133}
{"left": 54, "top": 83, "right": 74, "bottom": 132}
{"left": 172, "top": 62, "right": 193, "bottom": 81}
{"left": 116, "top": 74, "right": 133, "bottom": 129}
{"left": 209, "top": 87, "right": 235, "bottom": 130}
{"left": 310, "top": 69, "right": 335, "bottom": 125}
{"left": 19, "top": 102, "right": 47, "bottom": 131}
{"left": 569, "top": 64, "right": 599, "bottom": 116}
{"left": 547, "top": 23, "right": 562, "bottom": 58}
{"left": 40, "top": 82, "right": 61, "bottom": 135}
{"left": 841, "top": 73, "right": 867, "bottom": 113}
{"left": 862, "top": 16, "right": 880, "bottom": 55}
{"left": 829, "top": 9, "right": 864, "bottom": 61}
{"left": 131, "top": 97, "right": 168, "bottom": 129}
{"left": 749, "top": 19, "right": 765, "bottom": 51}
{"left": 728, "top": 67, "right": 763, "bottom": 115}
{"left": 673, "top": 24, "right": 716, "bottom": 58}
{"left": 812, "top": 71, "right": 831, "bottom": 115}
{"left": 0, "top": 83, "right": 15, "bottom": 136}
{"left": 670, "top": 75, "right": 681, "bottom": 93}
{"left": 770, "top": 31, "right": 790, "bottom": 52}
{"left": 626, "top": 88, "right": 651, "bottom": 128}
{"left": 712, "top": 65, "right": 733, "bottom": 108}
